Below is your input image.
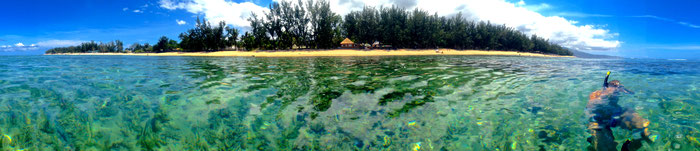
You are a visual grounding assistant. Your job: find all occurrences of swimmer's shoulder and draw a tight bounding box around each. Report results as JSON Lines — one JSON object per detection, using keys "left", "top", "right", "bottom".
{"left": 589, "top": 90, "right": 603, "bottom": 100}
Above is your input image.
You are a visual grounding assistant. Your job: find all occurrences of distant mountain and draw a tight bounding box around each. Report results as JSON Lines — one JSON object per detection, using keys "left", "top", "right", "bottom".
{"left": 570, "top": 50, "right": 623, "bottom": 58}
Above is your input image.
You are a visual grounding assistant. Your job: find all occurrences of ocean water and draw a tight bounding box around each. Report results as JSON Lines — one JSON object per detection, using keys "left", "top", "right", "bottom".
{"left": 0, "top": 55, "right": 698, "bottom": 150}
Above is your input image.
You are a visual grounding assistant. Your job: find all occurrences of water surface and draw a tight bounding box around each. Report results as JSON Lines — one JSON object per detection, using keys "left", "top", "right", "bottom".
{"left": 0, "top": 55, "right": 698, "bottom": 150}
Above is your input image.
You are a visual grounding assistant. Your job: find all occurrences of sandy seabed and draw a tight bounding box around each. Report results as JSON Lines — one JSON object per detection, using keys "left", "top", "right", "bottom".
{"left": 46, "top": 49, "right": 574, "bottom": 58}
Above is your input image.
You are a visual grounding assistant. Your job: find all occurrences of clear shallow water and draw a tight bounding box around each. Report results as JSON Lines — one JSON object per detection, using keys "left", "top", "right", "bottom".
{"left": 0, "top": 55, "right": 698, "bottom": 150}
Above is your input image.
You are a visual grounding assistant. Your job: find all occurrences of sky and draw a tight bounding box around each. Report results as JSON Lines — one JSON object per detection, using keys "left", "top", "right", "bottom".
{"left": 1, "top": 0, "right": 698, "bottom": 59}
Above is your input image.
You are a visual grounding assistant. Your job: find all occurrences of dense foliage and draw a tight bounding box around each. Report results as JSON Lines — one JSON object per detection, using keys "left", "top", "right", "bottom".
{"left": 346, "top": 7, "right": 551, "bottom": 51}
{"left": 241, "top": 0, "right": 342, "bottom": 50}
{"left": 45, "top": 40, "right": 124, "bottom": 54}
{"left": 45, "top": 0, "right": 572, "bottom": 55}
{"left": 153, "top": 36, "right": 180, "bottom": 53}
{"left": 179, "top": 17, "right": 239, "bottom": 52}
{"left": 241, "top": 1, "right": 570, "bottom": 55}
{"left": 128, "top": 42, "right": 153, "bottom": 53}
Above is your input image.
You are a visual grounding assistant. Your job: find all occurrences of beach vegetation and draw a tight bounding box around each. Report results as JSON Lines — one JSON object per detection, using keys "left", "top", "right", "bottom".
{"left": 342, "top": 7, "right": 571, "bottom": 55}
{"left": 45, "top": 40, "right": 125, "bottom": 53}
{"left": 179, "top": 17, "right": 240, "bottom": 51}
{"left": 44, "top": 0, "right": 572, "bottom": 55}
{"left": 153, "top": 36, "right": 180, "bottom": 52}
{"left": 128, "top": 42, "right": 153, "bottom": 53}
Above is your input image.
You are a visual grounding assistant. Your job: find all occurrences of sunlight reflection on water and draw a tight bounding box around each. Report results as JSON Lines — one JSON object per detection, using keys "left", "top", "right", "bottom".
{"left": 0, "top": 56, "right": 697, "bottom": 150}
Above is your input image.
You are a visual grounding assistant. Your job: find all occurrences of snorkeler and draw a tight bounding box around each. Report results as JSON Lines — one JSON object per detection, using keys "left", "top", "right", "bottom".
{"left": 585, "top": 71, "right": 653, "bottom": 151}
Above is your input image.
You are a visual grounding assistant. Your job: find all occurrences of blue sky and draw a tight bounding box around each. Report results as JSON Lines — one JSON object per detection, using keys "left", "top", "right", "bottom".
{"left": 1, "top": 0, "right": 698, "bottom": 59}
{"left": 533, "top": 0, "right": 700, "bottom": 59}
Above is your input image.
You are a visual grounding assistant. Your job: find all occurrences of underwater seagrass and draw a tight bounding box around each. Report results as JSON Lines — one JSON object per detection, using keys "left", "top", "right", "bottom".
{"left": 0, "top": 56, "right": 698, "bottom": 150}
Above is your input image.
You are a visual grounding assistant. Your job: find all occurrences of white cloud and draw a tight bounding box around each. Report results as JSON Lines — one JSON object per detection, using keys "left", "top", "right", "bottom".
{"left": 647, "top": 45, "right": 700, "bottom": 50}
{"left": 163, "top": 0, "right": 621, "bottom": 50}
{"left": 632, "top": 15, "right": 700, "bottom": 29}
{"left": 555, "top": 12, "right": 612, "bottom": 18}
{"left": 123, "top": 7, "right": 129, "bottom": 11}
{"left": 159, "top": 0, "right": 268, "bottom": 28}
{"left": 678, "top": 22, "right": 700, "bottom": 28}
{"left": 325, "top": 0, "right": 621, "bottom": 50}
{"left": 133, "top": 9, "right": 142, "bottom": 13}
{"left": 523, "top": 3, "right": 551, "bottom": 11}
{"left": 36, "top": 40, "right": 85, "bottom": 47}
{"left": 1, "top": 39, "right": 84, "bottom": 52}
{"left": 176, "top": 19, "right": 187, "bottom": 25}
{"left": 0, "top": 42, "right": 39, "bottom": 52}
{"left": 159, "top": 0, "right": 187, "bottom": 9}
{"left": 631, "top": 15, "right": 673, "bottom": 21}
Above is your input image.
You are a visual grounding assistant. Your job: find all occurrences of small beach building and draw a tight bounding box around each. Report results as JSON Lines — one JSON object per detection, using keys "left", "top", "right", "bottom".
{"left": 340, "top": 38, "right": 355, "bottom": 48}
{"left": 371, "top": 41, "right": 392, "bottom": 49}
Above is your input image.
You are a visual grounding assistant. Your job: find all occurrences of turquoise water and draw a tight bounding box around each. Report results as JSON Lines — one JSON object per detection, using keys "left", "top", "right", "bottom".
{"left": 0, "top": 55, "right": 698, "bottom": 150}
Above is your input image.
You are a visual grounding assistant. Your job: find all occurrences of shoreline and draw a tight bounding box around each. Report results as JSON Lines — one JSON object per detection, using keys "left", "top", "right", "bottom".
{"left": 45, "top": 49, "right": 574, "bottom": 58}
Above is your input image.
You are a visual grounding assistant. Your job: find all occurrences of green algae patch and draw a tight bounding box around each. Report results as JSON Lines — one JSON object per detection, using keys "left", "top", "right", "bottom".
{"left": 311, "top": 89, "right": 342, "bottom": 112}
{"left": 1, "top": 55, "right": 696, "bottom": 150}
{"left": 379, "top": 91, "right": 407, "bottom": 105}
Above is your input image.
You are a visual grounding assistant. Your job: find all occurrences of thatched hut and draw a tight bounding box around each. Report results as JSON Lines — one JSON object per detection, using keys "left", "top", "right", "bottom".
{"left": 340, "top": 38, "right": 355, "bottom": 48}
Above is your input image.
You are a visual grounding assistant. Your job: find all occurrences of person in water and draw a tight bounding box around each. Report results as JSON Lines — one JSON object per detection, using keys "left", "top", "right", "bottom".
{"left": 585, "top": 71, "right": 653, "bottom": 151}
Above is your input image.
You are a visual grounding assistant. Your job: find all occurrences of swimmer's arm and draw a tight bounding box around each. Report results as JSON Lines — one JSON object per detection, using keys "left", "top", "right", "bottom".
{"left": 584, "top": 101, "right": 597, "bottom": 122}
{"left": 584, "top": 107, "right": 596, "bottom": 120}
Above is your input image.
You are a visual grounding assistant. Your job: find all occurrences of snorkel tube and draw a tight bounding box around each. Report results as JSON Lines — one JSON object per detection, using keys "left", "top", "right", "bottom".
{"left": 602, "top": 71, "right": 635, "bottom": 94}
{"left": 603, "top": 71, "right": 610, "bottom": 88}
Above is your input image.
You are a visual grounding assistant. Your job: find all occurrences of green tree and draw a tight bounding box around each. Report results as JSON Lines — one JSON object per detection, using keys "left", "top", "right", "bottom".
{"left": 168, "top": 39, "right": 179, "bottom": 51}
{"left": 307, "top": 0, "right": 341, "bottom": 49}
{"left": 241, "top": 32, "right": 256, "bottom": 51}
{"left": 178, "top": 17, "right": 238, "bottom": 51}
{"left": 115, "top": 40, "right": 124, "bottom": 52}
{"left": 225, "top": 27, "right": 239, "bottom": 50}
{"left": 248, "top": 13, "right": 269, "bottom": 50}
{"left": 47, "top": 0, "right": 573, "bottom": 56}
{"left": 154, "top": 36, "right": 173, "bottom": 53}
{"left": 130, "top": 43, "right": 144, "bottom": 53}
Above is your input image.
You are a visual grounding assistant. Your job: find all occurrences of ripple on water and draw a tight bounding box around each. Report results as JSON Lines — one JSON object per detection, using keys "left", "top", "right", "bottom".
{"left": 0, "top": 56, "right": 697, "bottom": 150}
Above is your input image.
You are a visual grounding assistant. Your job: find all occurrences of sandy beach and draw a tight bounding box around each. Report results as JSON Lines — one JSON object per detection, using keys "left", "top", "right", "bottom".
{"left": 45, "top": 49, "right": 574, "bottom": 57}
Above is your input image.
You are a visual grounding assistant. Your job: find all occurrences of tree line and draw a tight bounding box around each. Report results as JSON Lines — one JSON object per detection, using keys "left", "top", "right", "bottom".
{"left": 344, "top": 7, "right": 571, "bottom": 55}
{"left": 46, "top": 0, "right": 571, "bottom": 55}
{"left": 46, "top": 17, "right": 239, "bottom": 54}
{"left": 240, "top": 0, "right": 342, "bottom": 50}
{"left": 45, "top": 40, "right": 124, "bottom": 54}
